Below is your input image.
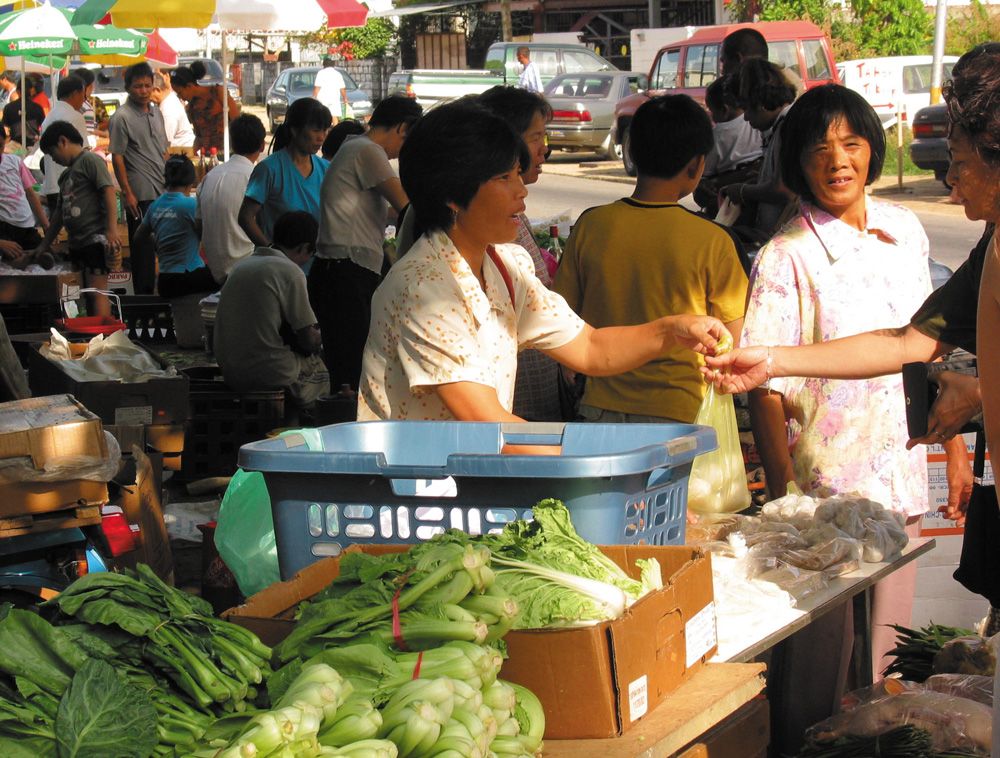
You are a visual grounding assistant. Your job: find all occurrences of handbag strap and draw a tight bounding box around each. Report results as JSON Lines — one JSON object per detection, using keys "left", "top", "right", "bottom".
{"left": 486, "top": 247, "right": 515, "bottom": 309}
{"left": 974, "top": 430, "right": 987, "bottom": 480}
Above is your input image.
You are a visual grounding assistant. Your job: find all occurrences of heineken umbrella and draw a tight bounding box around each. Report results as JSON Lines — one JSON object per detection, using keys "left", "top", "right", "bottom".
{"left": 0, "top": 1, "right": 75, "bottom": 148}
{"left": 78, "top": 27, "right": 175, "bottom": 67}
{"left": 71, "top": 17, "right": 147, "bottom": 58}
{"left": 71, "top": 0, "right": 366, "bottom": 32}
{"left": 73, "top": 0, "right": 369, "bottom": 157}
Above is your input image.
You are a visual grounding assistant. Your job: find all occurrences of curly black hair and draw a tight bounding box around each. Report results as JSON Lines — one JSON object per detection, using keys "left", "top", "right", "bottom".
{"left": 944, "top": 43, "right": 1000, "bottom": 165}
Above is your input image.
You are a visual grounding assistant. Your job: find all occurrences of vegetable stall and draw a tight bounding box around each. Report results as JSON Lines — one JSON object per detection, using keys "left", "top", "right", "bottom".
{"left": 0, "top": 418, "right": 993, "bottom": 757}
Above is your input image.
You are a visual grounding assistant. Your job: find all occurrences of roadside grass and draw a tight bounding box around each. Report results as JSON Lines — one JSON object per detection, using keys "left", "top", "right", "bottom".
{"left": 882, "top": 126, "right": 935, "bottom": 177}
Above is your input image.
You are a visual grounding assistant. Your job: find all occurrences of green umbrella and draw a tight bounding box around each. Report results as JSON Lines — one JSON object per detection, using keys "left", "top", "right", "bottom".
{"left": 61, "top": 8, "right": 148, "bottom": 57}
{"left": 0, "top": 1, "right": 75, "bottom": 148}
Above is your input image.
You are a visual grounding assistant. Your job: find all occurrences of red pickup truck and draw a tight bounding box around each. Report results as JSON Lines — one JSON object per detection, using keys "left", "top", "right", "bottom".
{"left": 614, "top": 21, "right": 840, "bottom": 175}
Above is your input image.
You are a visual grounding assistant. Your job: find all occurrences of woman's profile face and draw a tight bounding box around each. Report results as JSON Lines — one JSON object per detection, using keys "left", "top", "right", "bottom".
{"left": 946, "top": 126, "right": 1000, "bottom": 224}
{"left": 456, "top": 162, "right": 528, "bottom": 244}
{"left": 521, "top": 111, "right": 548, "bottom": 185}
{"left": 799, "top": 117, "right": 871, "bottom": 219}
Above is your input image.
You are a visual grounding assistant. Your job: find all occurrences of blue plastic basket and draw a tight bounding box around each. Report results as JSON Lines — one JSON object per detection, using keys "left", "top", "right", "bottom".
{"left": 237, "top": 421, "right": 717, "bottom": 579}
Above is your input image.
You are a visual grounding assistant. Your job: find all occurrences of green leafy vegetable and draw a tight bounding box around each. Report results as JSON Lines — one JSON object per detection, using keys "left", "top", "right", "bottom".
{"left": 54, "top": 659, "right": 157, "bottom": 758}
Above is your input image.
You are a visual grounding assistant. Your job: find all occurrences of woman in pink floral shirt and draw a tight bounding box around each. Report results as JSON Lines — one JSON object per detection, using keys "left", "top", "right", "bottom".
{"left": 740, "top": 85, "right": 930, "bottom": 692}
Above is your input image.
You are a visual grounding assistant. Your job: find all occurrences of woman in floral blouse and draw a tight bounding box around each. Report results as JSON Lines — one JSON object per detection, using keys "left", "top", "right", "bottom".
{"left": 358, "top": 99, "right": 728, "bottom": 428}
{"left": 725, "top": 85, "right": 932, "bottom": 706}
{"left": 170, "top": 64, "right": 240, "bottom": 155}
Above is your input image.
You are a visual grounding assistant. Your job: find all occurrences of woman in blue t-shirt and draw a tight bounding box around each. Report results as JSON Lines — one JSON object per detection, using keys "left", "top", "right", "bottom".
{"left": 239, "top": 98, "right": 331, "bottom": 246}
{"left": 134, "top": 155, "right": 216, "bottom": 298}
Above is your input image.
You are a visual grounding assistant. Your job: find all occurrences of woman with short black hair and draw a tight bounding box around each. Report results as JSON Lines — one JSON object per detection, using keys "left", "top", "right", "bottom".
{"left": 239, "top": 97, "right": 331, "bottom": 247}
{"left": 358, "top": 100, "right": 729, "bottom": 426}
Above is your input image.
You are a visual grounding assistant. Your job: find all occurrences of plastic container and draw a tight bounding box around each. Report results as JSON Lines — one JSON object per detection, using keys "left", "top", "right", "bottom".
{"left": 55, "top": 289, "right": 126, "bottom": 336}
{"left": 237, "top": 421, "right": 717, "bottom": 579}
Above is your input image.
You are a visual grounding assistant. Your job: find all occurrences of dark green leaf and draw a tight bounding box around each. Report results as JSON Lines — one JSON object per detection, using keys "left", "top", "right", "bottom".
{"left": 0, "top": 733, "right": 58, "bottom": 757}
{"left": 55, "top": 659, "right": 157, "bottom": 758}
{"left": 0, "top": 610, "right": 87, "bottom": 696}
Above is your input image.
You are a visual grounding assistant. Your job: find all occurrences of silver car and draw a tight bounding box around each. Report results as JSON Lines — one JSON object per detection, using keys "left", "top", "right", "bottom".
{"left": 544, "top": 71, "right": 647, "bottom": 160}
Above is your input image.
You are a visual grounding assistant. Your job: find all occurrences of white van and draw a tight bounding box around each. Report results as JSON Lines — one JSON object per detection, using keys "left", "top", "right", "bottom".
{"left": 837, "top": 55, "right": 959, "bottom": 129}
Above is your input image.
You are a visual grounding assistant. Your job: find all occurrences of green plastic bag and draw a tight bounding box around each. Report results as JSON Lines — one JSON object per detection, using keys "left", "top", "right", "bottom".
{"left": 687, "top": 385, "right": 751, "bottom": 514}
{"left": 215, "top": 469, "right": 280, "bottom": 596}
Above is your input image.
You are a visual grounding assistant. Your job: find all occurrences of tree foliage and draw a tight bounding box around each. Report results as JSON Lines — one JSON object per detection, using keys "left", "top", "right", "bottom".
{"left": 297, "top": 17, "right": 397, "bottom": 60}
{"left": 946, "top": 0, "right": 1000, "bottom": 56}
{"left": 730, "top": 0, "right": 932, "bottom": 59}
{"left": 848, "top": 0, "right": 932, "bottom": 56}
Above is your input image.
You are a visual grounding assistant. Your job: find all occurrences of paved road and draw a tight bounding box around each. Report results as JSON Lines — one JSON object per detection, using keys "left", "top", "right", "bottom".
{"left": 526, "top": 157, "right": 984, "bottom": 274}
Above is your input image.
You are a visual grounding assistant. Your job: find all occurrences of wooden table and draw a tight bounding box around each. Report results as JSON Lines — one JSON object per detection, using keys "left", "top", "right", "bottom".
{"left": 543, "top": 662, "right": 766, "bottom": 757}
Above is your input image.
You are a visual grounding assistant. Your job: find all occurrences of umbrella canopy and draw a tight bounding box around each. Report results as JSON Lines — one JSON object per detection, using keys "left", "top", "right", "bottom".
{"left": 77, "top": 27, "right": 176, "bottom": 66}
{"left": 73, "top": 0, "right": 367, "bottom": 32}
{"left": 68, "top": 13, "right": 147, "bottom": 57}
{"left": 0, "top": 1, "right": 74, "bottom": 57}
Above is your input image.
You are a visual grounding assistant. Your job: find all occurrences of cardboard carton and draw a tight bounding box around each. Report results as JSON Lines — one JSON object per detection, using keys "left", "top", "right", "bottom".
{"left": 28, "top": 343, "right": 190, "bottom": 426}
{"left": 0, "top": 478, "right": 108, "bottom": 518}
{"left": 115, "top": 446, "right": 173, "bottom": 584}
{"left": 224, "top": 543, "right": 717, "bottom": 739}
{"left": 0, "top": 394, "right": 106, "bottom": 468}
{"left": 0, "top": 272, "right": 81, "bottom": 304}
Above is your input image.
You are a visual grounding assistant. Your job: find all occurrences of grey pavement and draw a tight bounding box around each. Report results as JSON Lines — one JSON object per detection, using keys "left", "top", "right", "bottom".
{"left": 541, "top": 153, "right": 965, "bottom": 218}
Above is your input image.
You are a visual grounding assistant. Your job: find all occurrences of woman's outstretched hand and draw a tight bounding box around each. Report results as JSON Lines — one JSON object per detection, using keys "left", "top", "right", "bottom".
{"left": 669, "top": 315, "right": 731, "bottom": 355}
{"left": 699, "top": 346, "right": 771, "bottom": 394}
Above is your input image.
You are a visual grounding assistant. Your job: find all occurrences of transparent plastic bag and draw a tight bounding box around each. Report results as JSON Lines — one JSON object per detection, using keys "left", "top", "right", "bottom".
{"left": 934, "top": 634, "right": 998, "bottom": 677}
{"left": 214, "top": 469, "right": 280, "bottom": 597}
{"left": 687, "top": 385, "right": 751, "bottom": 513}
{"left": 0, "top": 430, "right": 121, "bottom": 483}
{"left": 804, "top": 691, "right": 993, "bottom": 754}
{"left": 924, "top": 674, "right": 994, "bottom": 707}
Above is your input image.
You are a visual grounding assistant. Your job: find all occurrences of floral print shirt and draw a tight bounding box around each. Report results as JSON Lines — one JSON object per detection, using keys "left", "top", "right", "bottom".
{"left": 358, "top": 230, "right": 584, "bottom": 420}
{"left": 742, "top": 197, "right": 931, "bottom": 516}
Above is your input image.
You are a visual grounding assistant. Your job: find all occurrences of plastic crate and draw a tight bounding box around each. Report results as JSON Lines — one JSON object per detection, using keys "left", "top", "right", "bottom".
{"left": 120, "top": 295, "right": 175, "bottom": 343}
{"left": 237, "top": 421, "right": 717, "bottom": 579}
{"left": 0, "top": 302, "right": 60, "bottom": 335}
{"left": 179, "top": 367, "right": 285, "bottom": 480}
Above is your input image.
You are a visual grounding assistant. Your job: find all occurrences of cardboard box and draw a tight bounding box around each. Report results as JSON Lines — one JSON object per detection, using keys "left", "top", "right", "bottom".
{"left": 0, "top": 478, "right": 109, "bottom": 518}
{"left": 0, "top": 394, "right": 107, "bottom": 468}
{"left": 115, "top": 446, "right": 173, "bottom": 584}
{"left": 107, "top": 424, "right": 184, "bottom": 470}
{"left": 0, "top": 272, "right": 81, "bottom": 304}
{"left": 28, "top": 343, "right": 190, "bottom": 426}
{"left": 146, "top": 424, "right": 184, "bottom": 471}
{"left": 926, "top": 433, "right": 993, "bottom": 515}
{"left": 224, "top": 543, "right": 717, "bottom": 740}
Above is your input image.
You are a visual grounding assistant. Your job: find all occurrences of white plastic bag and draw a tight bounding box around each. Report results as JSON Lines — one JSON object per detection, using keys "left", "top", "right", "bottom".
{"left": 714, "top": 197, "right": 741, "bottom": 227}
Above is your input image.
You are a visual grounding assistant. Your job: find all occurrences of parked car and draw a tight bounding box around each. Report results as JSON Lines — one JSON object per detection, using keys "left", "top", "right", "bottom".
{"left": 265, "top": 66, "right": 374, "bottom": 132}
{"left": 838, "top": 55, "right": 958, "bottom": 129}
{"left": 614, "top": 21, "right": 839, "bottom": 175}
{"left": 70, "top": 64, "right": 127, "bottom": 116}
{"left": 387, "top": 43, "right": 617, "bottom": 108}
{"left": 177, "top": 56, "right": 242, "bottom": 104}
{"left": 386, "top": 69, "right": 499, "bottom": 107}
{"left": 543, "top": 71, "right": 648, "bottom": 160}
{"left": 484, "top": 42, "right": 617, "bottom": 89}
{"left": 909, "top": 103, "right": 951, "bottom": 186}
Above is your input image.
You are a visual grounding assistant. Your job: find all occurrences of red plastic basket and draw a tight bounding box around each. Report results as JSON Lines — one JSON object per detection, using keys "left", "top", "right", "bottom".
{"left": 56, "top": 289, "right": 126, "bottom": 336}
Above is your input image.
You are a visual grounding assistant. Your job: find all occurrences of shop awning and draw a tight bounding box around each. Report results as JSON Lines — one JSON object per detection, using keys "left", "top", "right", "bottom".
{"left": 368, "top": 0, "right": 482, "bottom": 17}
{"left": 317, "top": 0, "right": 368, "bottom": 27}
